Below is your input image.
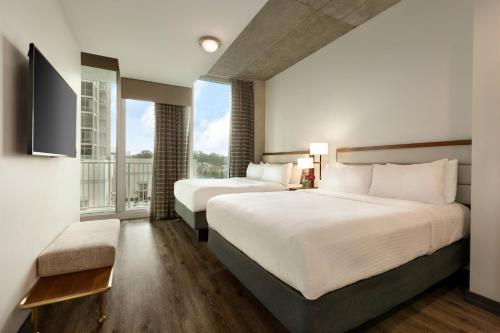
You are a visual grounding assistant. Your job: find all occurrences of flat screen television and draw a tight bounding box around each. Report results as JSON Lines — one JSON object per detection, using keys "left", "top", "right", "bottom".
{"left": 28, "top": 43, "right": 77, "bottom": 157}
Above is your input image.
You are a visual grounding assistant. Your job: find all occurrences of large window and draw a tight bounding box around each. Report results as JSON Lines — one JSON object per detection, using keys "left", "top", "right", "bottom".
{"left": 125, "top": 99, "right": 154, "bottom": 210}
{"left": 192, "top": 80, "right": 231, "bottom": 178}
{"left": 80, "top": 66, "right": 117, "bottom": 213}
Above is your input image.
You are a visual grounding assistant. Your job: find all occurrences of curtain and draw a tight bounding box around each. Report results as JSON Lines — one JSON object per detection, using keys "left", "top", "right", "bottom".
{"left": 229, "top": 79, "right": 254, "bottom": 177}
{"left": 150, "top": 103, "right": 190, "bottom": 220}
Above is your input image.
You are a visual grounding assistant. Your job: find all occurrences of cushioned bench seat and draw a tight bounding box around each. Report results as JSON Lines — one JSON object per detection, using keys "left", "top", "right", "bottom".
{"left": 19, "top": 219, "right": 121, "bottom": 332}
{"left": 38, "top": 219, "right": 120, "bottom": 277}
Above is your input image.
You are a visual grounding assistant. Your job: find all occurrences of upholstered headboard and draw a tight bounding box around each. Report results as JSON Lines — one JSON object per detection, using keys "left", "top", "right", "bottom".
{"left": 336, "top": 140, "right": 472, "bottom": 205}
{"left": 262, "top": 151, "right": 310, "bottom": 164}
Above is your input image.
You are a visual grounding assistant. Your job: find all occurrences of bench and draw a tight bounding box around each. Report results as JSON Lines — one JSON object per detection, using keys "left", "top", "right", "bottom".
{"left": 18, "top": 219, "right": 120, "bottom": 333}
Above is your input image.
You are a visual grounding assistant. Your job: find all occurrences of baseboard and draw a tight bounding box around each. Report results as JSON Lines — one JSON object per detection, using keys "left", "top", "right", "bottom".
{"left": 465, "top": 290, "right": 500, "bottom": 315}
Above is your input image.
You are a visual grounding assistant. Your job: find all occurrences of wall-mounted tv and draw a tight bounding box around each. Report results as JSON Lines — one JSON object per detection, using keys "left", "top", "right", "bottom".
{"left": 28, "top": 43, "right": 77, "bottom": 157}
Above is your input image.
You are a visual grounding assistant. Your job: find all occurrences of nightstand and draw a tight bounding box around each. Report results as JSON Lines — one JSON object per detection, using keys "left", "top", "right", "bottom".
{"left": 289, "top": 187, "right": 317, "bottom": 191}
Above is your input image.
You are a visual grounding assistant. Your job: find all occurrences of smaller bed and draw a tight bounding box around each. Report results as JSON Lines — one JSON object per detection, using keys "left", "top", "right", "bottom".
{"left": 175, "top": 152, "right": 309, "bottom": 240}
{"left": 175, "top": 177, "right": 292, "bottom": 239}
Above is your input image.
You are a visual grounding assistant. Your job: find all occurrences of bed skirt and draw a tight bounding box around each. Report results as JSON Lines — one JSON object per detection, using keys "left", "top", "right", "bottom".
{"left": 208, "top": 229, "right": 469, "bottom": 333}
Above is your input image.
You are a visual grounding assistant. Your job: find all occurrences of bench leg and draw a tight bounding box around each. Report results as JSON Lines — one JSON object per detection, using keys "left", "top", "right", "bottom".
{"left": 31, "top": 308, "right": 38, "bottom": 333}
{"left": 98, "top": 293, "right": 106, "bottom": 324}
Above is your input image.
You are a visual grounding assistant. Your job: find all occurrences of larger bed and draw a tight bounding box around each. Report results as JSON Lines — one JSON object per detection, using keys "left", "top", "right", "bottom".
{"left": 206, "top": 140, "right": 472, "bottom": 333}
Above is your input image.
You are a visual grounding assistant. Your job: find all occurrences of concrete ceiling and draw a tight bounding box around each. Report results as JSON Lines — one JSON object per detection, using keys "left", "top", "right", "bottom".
{"left": 58, "top": 0, "right": 268, "bottom": 87}
{"left": 209, "top": 0, "right": 401, "bottom": 81}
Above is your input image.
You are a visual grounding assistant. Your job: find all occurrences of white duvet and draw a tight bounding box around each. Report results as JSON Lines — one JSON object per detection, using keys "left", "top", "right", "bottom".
{"left": 206, "top": 190, "right": 470, "bottom": 300}
{"left": 174, "top": 177, "right": 287, "bottom": 212}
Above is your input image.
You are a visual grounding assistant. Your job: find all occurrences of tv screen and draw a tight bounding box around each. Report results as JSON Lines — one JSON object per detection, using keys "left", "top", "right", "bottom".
{"left": 29, "top": 43, "right": 77, "bottom": 157}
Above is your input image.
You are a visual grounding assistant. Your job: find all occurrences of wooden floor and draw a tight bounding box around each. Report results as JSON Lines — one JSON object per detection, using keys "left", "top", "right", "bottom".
{"left": 36, "top": 219, "right": 500, "bottom": 333}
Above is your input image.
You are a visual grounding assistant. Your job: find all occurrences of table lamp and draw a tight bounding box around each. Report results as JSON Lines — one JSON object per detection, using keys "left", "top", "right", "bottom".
{"left": 297, "top": 157, "right": 314, "bottom": 170}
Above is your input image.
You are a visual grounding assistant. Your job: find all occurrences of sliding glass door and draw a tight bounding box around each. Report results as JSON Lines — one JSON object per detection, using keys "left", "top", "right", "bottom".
{"left": 192, "top": 80, "right": 231, "bottom": 178}
{"left": 79, "top": 67, "right": 154, "bottom": 217}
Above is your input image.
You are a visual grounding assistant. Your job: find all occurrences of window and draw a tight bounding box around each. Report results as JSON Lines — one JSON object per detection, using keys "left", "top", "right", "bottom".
{"left": 80, "top": 66, "right": 117, "bottom": 213}
{"left": 81, "top": 113, "right": 93, "bottom": 128}
{"left": 192, "top": 80, "right": 231, "bottom": 179}
{"left": 81, "top": 81, "right": 94, "bottom": 97}
{"left": 125, "top": 99, "right": 154, "bottom": 210}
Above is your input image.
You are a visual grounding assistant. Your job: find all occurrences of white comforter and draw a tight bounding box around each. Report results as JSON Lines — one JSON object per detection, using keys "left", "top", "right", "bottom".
{"left": 174, "top": 177, "right": 287, "bottom": 212}
{"left": 206, "top": 190, "right": 470, "bottom": 300}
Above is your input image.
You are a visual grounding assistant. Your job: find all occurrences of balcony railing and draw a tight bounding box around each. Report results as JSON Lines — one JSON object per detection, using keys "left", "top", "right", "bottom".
{"left": 126, "top": 160, "right": 153, "bottom": 210}
{"left": 80, "top": 159, "right": 153, "bottom": 213}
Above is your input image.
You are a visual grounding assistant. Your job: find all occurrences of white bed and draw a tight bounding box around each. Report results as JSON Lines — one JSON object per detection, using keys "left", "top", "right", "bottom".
{"left": 207, "top": 189, "right": 470, "bottom": 300}
{"left": 206, "top": 140, "right": 472, "bottom": 332}
{"left": 174, "top": 177, "right": 289, "bottom": 213}
{"left": 174, "top": 154, "right": 309, "bottom": 241}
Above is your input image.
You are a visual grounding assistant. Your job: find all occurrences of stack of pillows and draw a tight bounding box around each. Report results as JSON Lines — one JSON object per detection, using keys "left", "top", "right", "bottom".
{"left": 246, "top": 162, "right": 302, "bottom": 186}
{"left": 319, "top": 159, "right": 459, "bottom": 204}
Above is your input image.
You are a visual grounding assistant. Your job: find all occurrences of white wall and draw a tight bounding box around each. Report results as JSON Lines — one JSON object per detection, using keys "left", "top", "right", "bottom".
{"left": 470, "top": 0, "right": 500, "bottom": 303}
{"left": 265, "top": 0, "right": 473, "bottom": 161}
{"left": 0, "top": 1, "right": 80, "bottom": 331}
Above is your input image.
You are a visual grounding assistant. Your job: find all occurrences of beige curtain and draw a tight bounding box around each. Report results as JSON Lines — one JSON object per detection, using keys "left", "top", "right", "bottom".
{"left": 229, "top": 79, "right": 254, "bottom": 177}
{"left": 150, "top": 103, "right": 190, "bottom": 220}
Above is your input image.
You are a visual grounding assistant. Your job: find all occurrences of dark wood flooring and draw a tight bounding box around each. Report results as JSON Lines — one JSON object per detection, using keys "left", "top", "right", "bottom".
{"left": 36, "top": 219, "right": 500, "bottom": 333}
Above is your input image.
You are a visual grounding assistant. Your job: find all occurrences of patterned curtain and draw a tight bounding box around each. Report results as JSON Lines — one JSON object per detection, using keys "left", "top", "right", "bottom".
{"left": 229, "top": 79, "right": 254, "bottom": 177}
{"left": 150, "top": 103, "right": 190, "bottom": 220}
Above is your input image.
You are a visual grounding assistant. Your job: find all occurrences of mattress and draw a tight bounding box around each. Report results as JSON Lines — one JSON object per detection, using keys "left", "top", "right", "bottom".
{"left": 174, "top": 177, "right": 287, "bottom": 212}
{"left": 206, "top": 190, "right": 470, "bottom": 300}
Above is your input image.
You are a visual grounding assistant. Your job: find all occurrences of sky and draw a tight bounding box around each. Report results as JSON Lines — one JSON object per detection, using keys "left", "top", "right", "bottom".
{"left": 118, "top": 80, "right": 230, "bottom": 156}
{"left": 125, "top": 99, "right": 155, "bottom": 155}
{"left": 193, "top": 80, "right": 231, "bottom": 156}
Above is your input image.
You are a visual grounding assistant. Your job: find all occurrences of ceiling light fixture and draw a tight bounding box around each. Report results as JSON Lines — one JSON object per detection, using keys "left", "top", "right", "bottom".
{"left": 199, "top": 36, "right": 220, "bottom": 53}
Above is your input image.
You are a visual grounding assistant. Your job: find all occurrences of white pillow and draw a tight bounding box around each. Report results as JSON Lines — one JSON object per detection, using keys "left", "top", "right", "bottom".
{"left": 289, "top": 164, "right": 303, "bottom": 185}
{"left": 444, "top": 159, "right": 458, "bottom": 204}
{"left": 319, "top": 164, "right": 373, "bottom": 194}
{"left": 246, "top": 162, "right": 264, "bottom": 180}
{"left": 387, "top": 159, "right": 458, "bottom": 203}
{"left": 261, "top": 163, "right": 293, "bottom": 185}
{"left": 369, "top": 159, "right": 447, "bottom": 204}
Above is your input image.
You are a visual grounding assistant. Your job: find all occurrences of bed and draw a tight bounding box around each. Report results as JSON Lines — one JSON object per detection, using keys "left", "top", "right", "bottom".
{"left": 206, "top": 140, "right": 472, "bottom": 333}
{"left": 175, "top": 152, "right": 310, "bottom": 240}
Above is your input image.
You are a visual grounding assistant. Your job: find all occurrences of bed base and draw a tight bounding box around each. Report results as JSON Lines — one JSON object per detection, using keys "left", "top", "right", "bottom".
{"left": 175, "top": 199, "right": 208, "bottom": 241}
{"left": 208, "top": 229, "right": 469, "bottom": 333}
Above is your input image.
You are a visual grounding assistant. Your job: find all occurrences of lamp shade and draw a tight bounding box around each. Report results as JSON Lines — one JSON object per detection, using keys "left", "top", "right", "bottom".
{"left": 310, "top": 142, "right": 329, "bottom": 155}
{"left": 297, "top": 157, "right": 314, "bottom": 169}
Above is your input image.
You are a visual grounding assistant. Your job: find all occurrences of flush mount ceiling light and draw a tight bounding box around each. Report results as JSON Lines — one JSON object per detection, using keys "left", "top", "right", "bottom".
{"left": 199, "top": 36, "right": 220, "bottom": 53}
